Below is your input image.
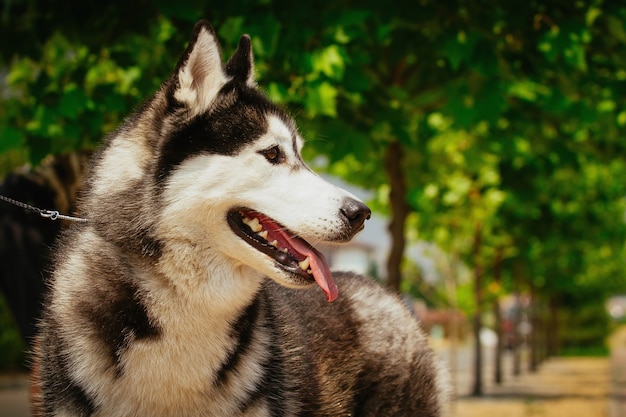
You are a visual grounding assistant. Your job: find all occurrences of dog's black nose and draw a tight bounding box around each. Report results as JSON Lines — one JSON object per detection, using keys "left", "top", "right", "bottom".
{"left": 341, "top": 199, "right": 371, "bottom": 234}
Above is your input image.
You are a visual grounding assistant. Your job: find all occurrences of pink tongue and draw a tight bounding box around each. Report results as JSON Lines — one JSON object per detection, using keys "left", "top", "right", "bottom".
{"left": 255, "top": 213, "right": 338, "bottom": 302}
{"left": 288, "top": 239, "right": 338, "bottom": 302}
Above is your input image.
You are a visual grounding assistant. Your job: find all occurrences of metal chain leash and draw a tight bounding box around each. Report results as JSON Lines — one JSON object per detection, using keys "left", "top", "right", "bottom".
{"left": 0, "top": 194, "right": 89, "bottom": 223}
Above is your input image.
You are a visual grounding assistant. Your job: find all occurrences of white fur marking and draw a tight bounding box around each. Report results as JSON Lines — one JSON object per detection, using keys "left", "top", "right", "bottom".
{"left": 91, "top": 138, "right": 148, "bottom": 196}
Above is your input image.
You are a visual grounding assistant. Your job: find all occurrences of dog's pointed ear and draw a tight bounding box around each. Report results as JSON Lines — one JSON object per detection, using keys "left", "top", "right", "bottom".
{"left": 225, "top": 35, "right": 256, "bottom": 86}
{"left": 174, "top": 20, "right": 227, "bottom": 113}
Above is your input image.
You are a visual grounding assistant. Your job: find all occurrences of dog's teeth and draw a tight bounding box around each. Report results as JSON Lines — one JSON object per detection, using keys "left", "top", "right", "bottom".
{"left": 250, "top": 218, "right": 262, "bottom": 232}
{"left": 258, "top": 230, "right": 268, "bottom": 240}
{"left": 282, "top": 248, "right": 288, "bottom": 253}
{"left": 307, "top": 268, "right": 312, "bottom": 274}
{"left": 298, "top": 257, "right": 310, "bottom": 271}
{"left": 243, "top": 216, "right": 263, "bottom": 232}
{"left": 270, "top": 240, "right": 278, "bottom": 247}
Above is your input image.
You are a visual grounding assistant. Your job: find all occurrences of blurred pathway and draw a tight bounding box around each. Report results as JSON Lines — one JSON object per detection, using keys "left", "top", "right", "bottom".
{"left": 0, "top": 373, "right": 29, "bottom": 417}
{"left": 435, "top": 341, "right": 622, "bottom": 417}
{"left": 453, "top": 357, "right": 611, "bottom": 417}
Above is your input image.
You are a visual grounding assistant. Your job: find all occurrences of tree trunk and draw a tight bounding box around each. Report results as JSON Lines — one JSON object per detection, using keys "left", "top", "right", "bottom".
{"left": 471, "top": 222, "right": 484, "bottom": 397}
{"left": 537, "top": 297, "right": 547, "bottom": 365}
{"left": 493, "top": 247, "right": 504, "bottom": 385}
{"left": 530, "top": 287, "right": 540, "bottom": 372}
{"left": 385, "top": 141, "right": 409, "bottom": 292}
{"left": 445, "top": 254, "right": 459, "bottom": 400}
{"left": 547, "top": 295, "right": 559, "bottom": 357}
{"left": 512, "top": 260, "right": 523, "bottom": 377}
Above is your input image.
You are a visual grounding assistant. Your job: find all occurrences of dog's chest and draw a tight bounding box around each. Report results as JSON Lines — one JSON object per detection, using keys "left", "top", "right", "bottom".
{"left": 89, "top": 295, "right": 273, "bottom": 416}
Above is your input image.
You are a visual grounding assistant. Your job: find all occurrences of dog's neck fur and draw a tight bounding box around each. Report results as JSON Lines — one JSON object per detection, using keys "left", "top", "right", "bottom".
{"left": 153, "top": 239, "right": 264, "bottom": 313}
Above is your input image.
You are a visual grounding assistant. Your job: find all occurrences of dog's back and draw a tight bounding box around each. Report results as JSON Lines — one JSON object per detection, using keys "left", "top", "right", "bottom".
{"left": 263, "top": 273, "right": 449, "bottom": 416}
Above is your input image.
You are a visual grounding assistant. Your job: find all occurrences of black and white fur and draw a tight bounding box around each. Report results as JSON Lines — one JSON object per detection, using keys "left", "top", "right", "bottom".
{"left": 33, "top": 21, "right": 450, "bottom": 417}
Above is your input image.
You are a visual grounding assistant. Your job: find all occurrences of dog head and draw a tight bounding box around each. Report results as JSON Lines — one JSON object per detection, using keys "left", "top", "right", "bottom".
{"left": 91, "top": 21, "right": 370, "bottom": 301}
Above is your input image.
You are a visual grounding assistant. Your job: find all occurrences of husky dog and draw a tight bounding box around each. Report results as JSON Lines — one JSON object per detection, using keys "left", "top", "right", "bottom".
{"left": 32, "top": 21, "right": 449, "bottom": 417}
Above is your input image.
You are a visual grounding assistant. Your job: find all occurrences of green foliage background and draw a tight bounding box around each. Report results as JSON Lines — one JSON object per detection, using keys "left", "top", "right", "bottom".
{"left": 2, "top": 0, "right": 626, "bottom": 361}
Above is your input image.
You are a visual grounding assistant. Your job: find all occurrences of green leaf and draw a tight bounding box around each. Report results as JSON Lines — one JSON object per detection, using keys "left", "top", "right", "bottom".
{"left": 607, "top": 16, "right": 626, "bottom": 44}
{"left": 442, "top": 36, "right": 466, "bottom": 71}
{"left": 586, "top": 7, "right": 602, "bottom": 27}
{"left": 563, "top": 42, "right": 587, "bottom": 72}
{"left": 441, "top": 30, "right": 479, "bottom": 71}
{"left": 305, "top": 82, "right": 338, "bottom": 117}
{"left": 0, "top": 127, "right": 24, "bottom": 152}
{"left": 412, "top": 88, "right": 444, "bottom": 109}
{"left": 311, "top": 45, "right": 345, "bottom": 80}
{"left": 267, "top": 82, "right": 288, "bottom": 103}
{"left": 248, "top": 15, "right": 281, "bottom": 58}
{"left": 537, "top": 28, "right": 561, "bottom": 62}
{"left": 342, "top": 68, "right": 371, "bottom": 93}
{"left": 597, "top": 99, "right": 616, "bottom": 112}
{"left": 219, "top": 16, "right": 246, "bottom": 44}
{"left": 59, "top": 87, "right": 87, "bottom": 120}
{"left": 507, "top": 80, "right": 550, "bottom": 102}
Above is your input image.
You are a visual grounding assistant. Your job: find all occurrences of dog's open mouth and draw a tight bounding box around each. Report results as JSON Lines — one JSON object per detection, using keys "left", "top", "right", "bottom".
{"left": 227, "top": 209, "right": 338, "bottom": 302}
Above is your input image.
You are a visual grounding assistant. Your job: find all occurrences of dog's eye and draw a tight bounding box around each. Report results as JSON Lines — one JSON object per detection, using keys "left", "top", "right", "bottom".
{"left": 260, "top": 146, "right": 285, "bottom": 164}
